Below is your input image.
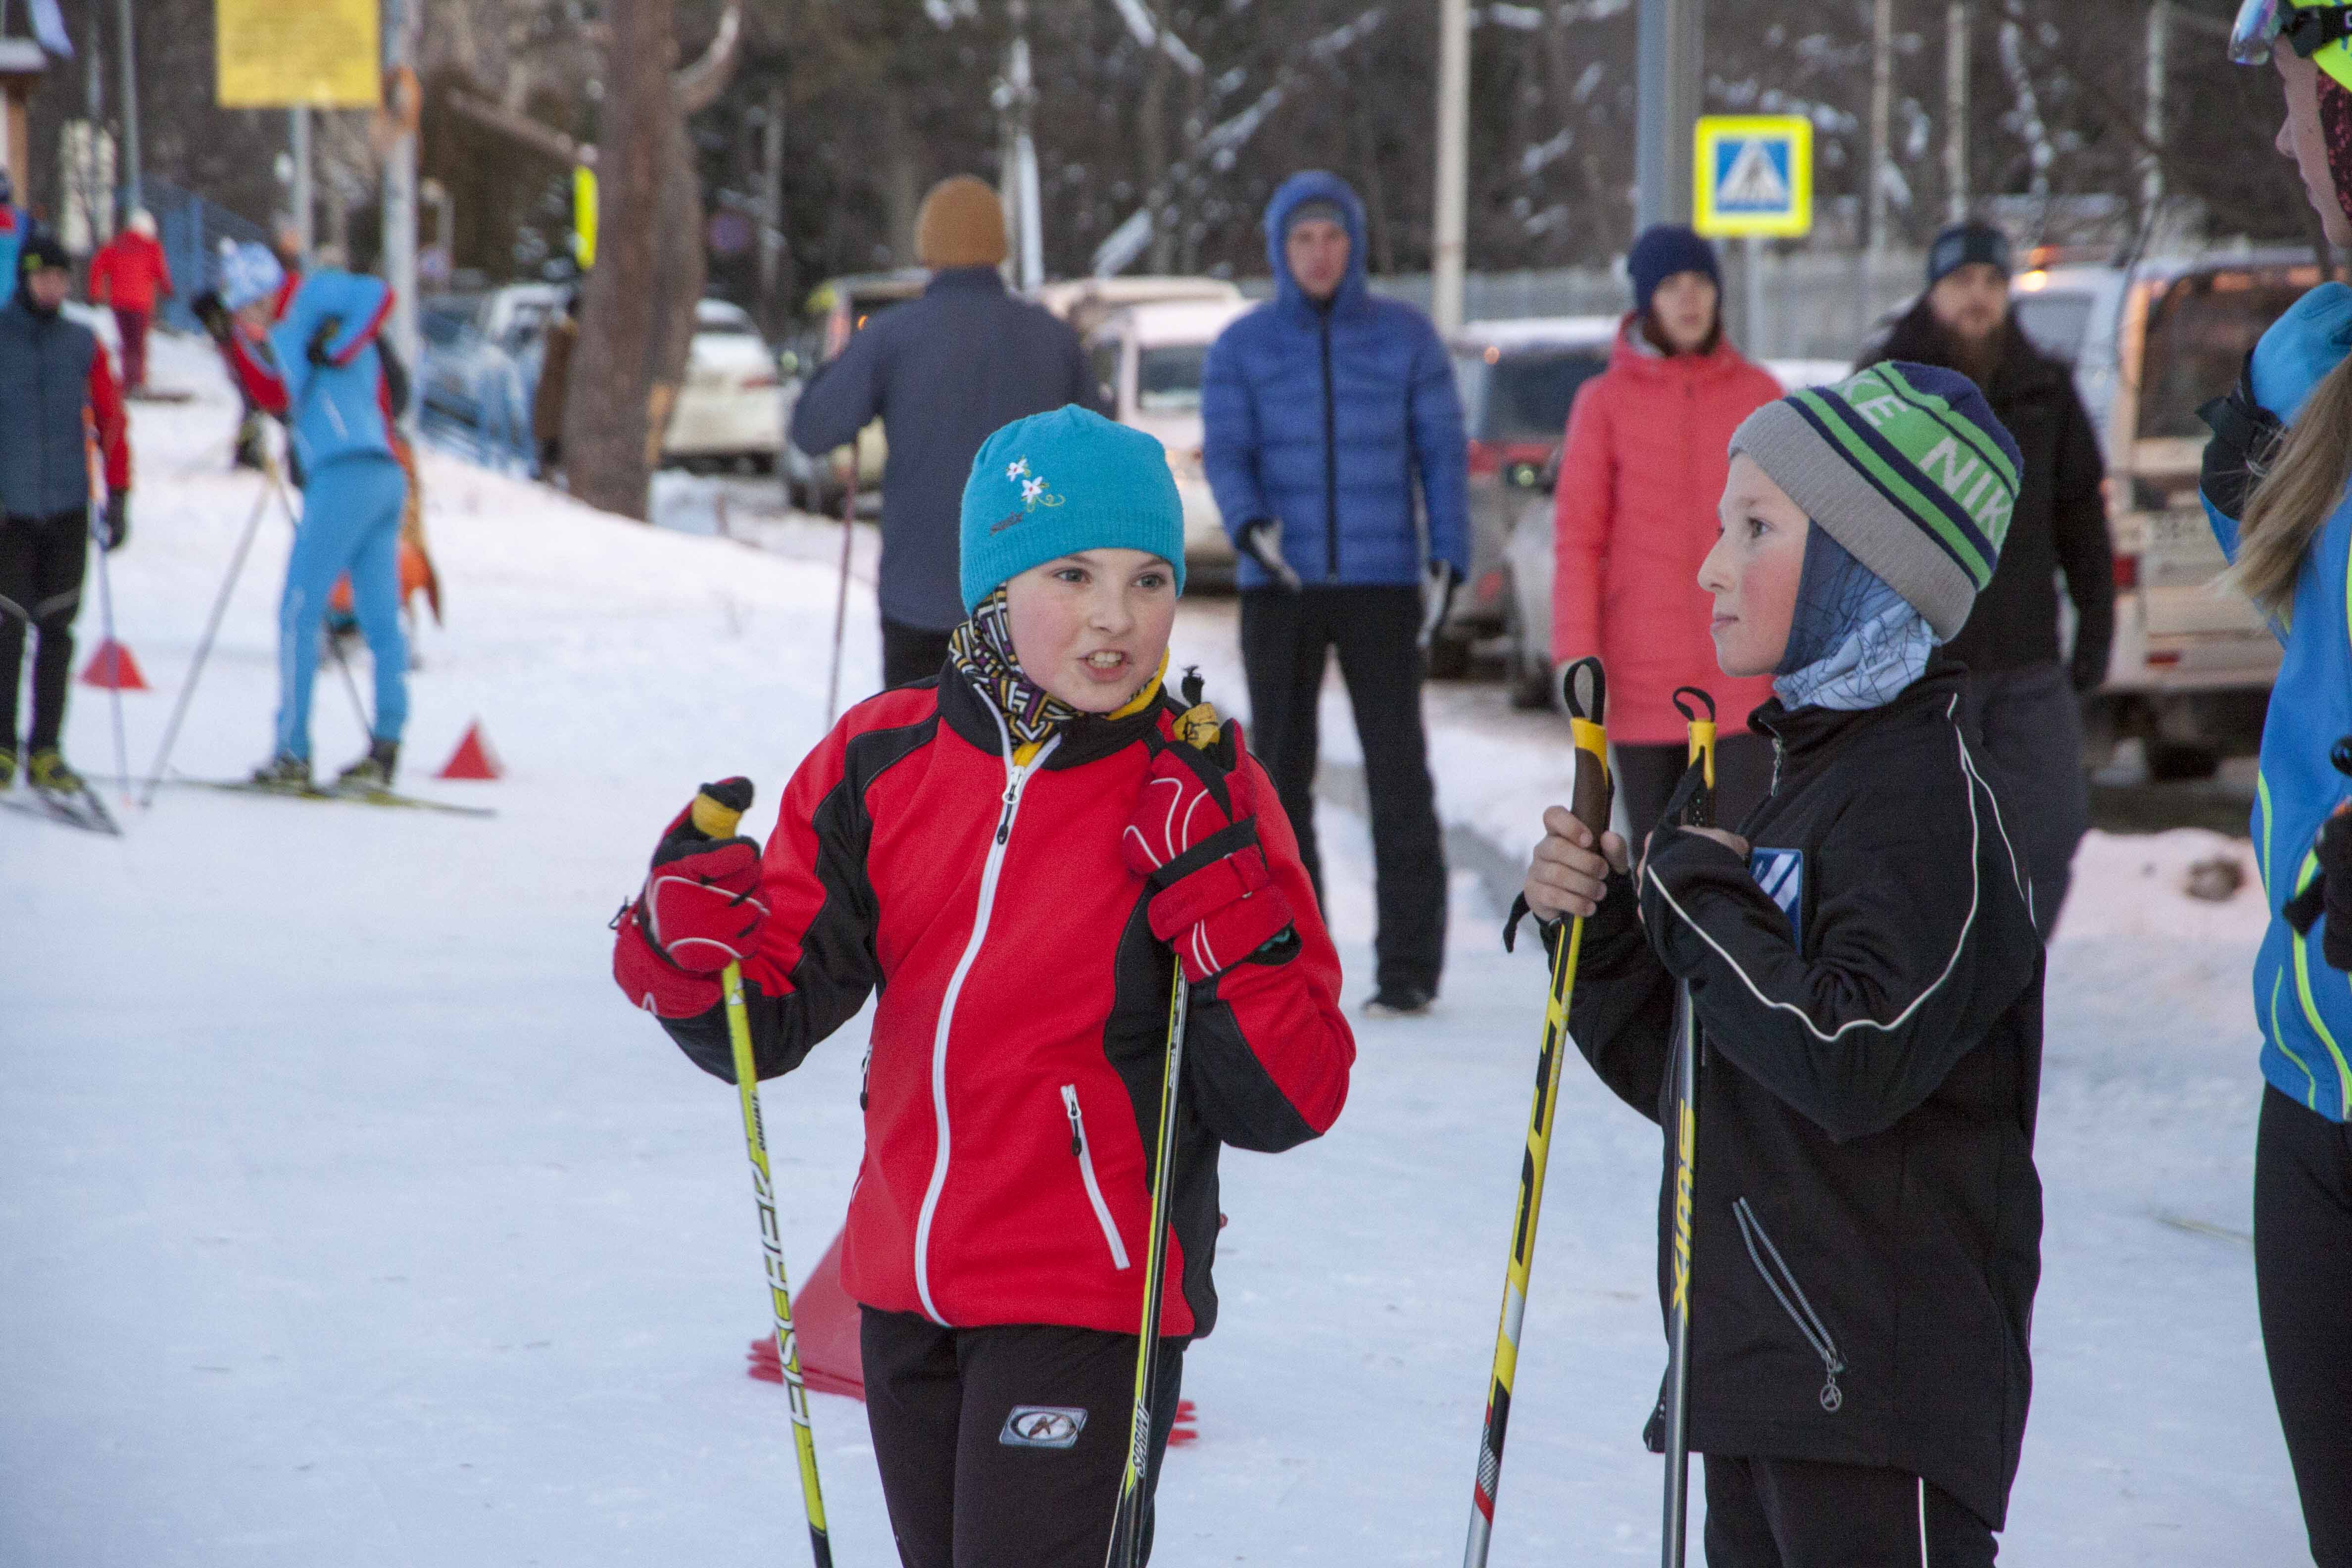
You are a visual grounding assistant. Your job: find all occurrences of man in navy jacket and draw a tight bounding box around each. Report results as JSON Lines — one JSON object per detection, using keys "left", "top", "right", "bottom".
{"left": 1201, "top": 171, "right": 1470, "bottom": 1014}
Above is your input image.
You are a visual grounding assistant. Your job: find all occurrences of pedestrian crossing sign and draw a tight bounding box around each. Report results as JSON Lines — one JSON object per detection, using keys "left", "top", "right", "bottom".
{"left": 1693, "top": 116, "right": 1813, "bottom": 239}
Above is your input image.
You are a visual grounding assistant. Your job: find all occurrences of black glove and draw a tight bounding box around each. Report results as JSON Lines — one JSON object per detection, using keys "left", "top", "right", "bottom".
{"left": 100, "top": 492, "right": 128, "bottom": 552}
{"left": 1418, "top": 560, "right": 1460, "bottom": 650}
{"left": 1237, "top": 517, "right": 1302, "bottom": 591}
{"left": 2321, "top": 806, "right": 2352, "bottom": 972}
{"left": 2198, "top": 350, "right": 2287, "bottom": 523}
{"left": 305, "top": 315, "right": 345, "bottom": 368}
{"left": 191, "top": 289, "right": 232, "bottom": 345}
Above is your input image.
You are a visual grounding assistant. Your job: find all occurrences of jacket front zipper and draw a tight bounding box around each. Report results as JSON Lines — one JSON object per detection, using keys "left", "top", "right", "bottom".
{"left": 910, "top": 715, "right": 1059, "bottom": 1324}
{"left": 1318, "top": 309, "right": 1339, "bottom": 582}
{"left": 1732, "top": 1197, "right": 1846, "bottom": 1413}
{"left": 1060, "top": 1084, "right": 1132, "bottom": 1270}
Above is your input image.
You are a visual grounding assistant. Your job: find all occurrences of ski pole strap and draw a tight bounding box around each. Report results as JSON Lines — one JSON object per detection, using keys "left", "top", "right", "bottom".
{"left": 1671, "top": 686, "right": 1718, "bottom": 831}
{"left": 1563, "top": 655, "right": 1613, "bottom": 838}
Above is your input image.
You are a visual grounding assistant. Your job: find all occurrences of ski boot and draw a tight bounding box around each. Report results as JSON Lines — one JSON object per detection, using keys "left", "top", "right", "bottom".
{"left": 335, "top": 739, "right": 399, "bottom": 793}
{"left": 28, "top": 748, "right": 85, "bottom": 795}
{"left": 1363, "top": 985, "right": 1435, "bottom": 1019}
{"left": 250, "top": 752, "right": 314, "bottom": 790}
{"left": 0, "top": 747, "right": 15, "bottom": 790}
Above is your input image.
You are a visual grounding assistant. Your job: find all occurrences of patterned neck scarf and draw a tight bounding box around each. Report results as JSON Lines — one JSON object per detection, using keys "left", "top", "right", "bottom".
{"left": 948, "top": 588, "right": 1081, "bottom": 749}
{"left": 1772, "top": 522, "right": 1937, "bottom": 713}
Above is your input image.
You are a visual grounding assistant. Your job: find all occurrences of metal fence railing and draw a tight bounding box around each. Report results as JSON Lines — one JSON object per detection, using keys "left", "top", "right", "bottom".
{"left": 147, "top": 177, "right": 271, "bottom": 334}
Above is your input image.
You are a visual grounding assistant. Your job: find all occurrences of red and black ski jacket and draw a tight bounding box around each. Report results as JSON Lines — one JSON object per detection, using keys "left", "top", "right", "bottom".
{"left": 654, "top": 668, "right": 1354, "bottom": 1340}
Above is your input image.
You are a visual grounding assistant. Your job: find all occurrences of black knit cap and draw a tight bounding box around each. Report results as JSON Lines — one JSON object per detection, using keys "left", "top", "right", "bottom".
{"left": 18, "top": 230, "right": 70, "bottom": 279}
{"left": 1926, "top": 221, "right": 2012, "bottom": 288}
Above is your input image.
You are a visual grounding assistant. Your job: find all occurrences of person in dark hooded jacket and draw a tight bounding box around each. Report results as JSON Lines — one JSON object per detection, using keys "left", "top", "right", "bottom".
{"left": 1521, "top": 363, "right": 2044, "bottom": 1565}
{"left": 1860, "top": 222, "right": 2113, "bottom": 938}
{"left": 1200, "top": 171, "right": 1470, "bottom": 1016}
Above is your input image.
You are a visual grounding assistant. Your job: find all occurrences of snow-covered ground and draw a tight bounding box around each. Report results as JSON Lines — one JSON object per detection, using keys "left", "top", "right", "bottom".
{"left": 0, "top": 333, "right": 2305, "bottom": 1564}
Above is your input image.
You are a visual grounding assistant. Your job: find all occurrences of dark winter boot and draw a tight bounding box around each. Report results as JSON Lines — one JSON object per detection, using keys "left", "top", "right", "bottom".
{"left": 335, "top": 739, "right": 400, "bottom": 792}
{"left": 1363, "top": 985, "right": 1435, "bottom": 1019}
{"left": 28, "top": 748, "right": 85, "bottom": 795}
{"left": 250, "top": 752, "right": 313, "bottom": 789}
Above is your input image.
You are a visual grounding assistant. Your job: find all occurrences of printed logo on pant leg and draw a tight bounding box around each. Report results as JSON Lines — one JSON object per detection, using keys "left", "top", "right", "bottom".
{"left": 1000, "top": 1405, "right": 1088, "bottom": 1449}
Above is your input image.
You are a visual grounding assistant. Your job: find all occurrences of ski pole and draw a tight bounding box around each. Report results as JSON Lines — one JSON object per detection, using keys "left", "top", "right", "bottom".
{"left": 696, "top": 784, "right": 833, "bottom": 1568}
{"left": 89, "top": 510, "right": 132, "bottom": 806}
{"left": 1465, "top": 655, "right": 1611, "bottom": 1568}
{"left": 1659, "top": 684, "right": 1716, "bottom": 1568}
{"left": 138, "top": 480, "right": 274, "bottom": 808}
{"left": 822, "top": 452, "right": 856, "bottom": 728}
{"left": 1105, "top": 672, "right": 1224, "bottom": 1568}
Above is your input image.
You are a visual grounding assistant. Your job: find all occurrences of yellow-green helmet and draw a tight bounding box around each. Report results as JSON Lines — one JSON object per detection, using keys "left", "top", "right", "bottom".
{"left": 2233, "top": 0, "right": 2352, "bottom": 90}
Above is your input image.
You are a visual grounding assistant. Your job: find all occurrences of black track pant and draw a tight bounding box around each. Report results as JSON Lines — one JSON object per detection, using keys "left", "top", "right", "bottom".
{"left": 0, "top": 509, "right": 89, "bottom": 756}
{"left": 1703, "top": 1454, "right": 1997, "bottom": 1567}
{"left": 883, "top": 618, "right": 954, "bottom": 691}
{"left": 862, "top": 1308, "right": 1186, "bottom": 1568}
{"left": 1614, "top": 733, "right": 1776, "bottom": 849}
{"left": 2256, "top": 1085, "right": 2352, "bottom": 1567}
{"left": 1238, "top": 585, "right": 1446, "bottom": 996}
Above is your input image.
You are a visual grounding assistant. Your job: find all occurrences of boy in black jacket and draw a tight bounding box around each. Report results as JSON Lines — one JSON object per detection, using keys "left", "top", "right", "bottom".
{"left": 1523, "top": 363, "right": 2045, "bottom": 1565}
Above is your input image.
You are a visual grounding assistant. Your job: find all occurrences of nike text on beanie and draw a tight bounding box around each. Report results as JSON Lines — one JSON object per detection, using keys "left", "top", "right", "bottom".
{"left": 915, "top": 175, "right": 1009, "bottom": 270}
{"left": 1627, "top": 224, "right": 1720, "bottom": 316}
{"left": 1728, "top": 361, "right": 2021, "bottom": 641}
{"left": 959, "top": 405, "right": 1186, "bottom": 613}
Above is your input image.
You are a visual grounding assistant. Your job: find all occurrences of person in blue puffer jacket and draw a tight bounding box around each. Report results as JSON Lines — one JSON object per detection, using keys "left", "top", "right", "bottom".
{"left": 2206, "top": 7, "right": 2352, "bottom": 1558}
{"left": 1200, "top": 171, "right": 1470, "bottom": 1016}
{"left": 215, "top": 243, "right": 413, "bottom": 791}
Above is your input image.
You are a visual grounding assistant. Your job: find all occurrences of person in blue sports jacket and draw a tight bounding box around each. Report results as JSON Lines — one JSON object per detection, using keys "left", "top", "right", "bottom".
{"left": 213, "top": 242, "right": 414, "bottom": 791}
{"left": 2206, "top": 6, "right": 2352, "bottom": 1560}
{"left": 1199, "top": 170, "right": 1470, "bottom": 1016}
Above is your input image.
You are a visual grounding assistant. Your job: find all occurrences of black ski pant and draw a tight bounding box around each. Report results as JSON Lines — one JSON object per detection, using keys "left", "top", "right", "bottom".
{"left": 2256, "top": 1085, "right": 2352, "bottom": 1567}
{"left": 1702, "top": 1454, "right": 1997, "bottom": 1567}
{"left": 1957, "top": 662, "right": 2086, "bottom": 940}
{"left": 1239, "top": 585, "right": 1446, "bottom": 996}
{"left": 1615, "top": 733, "right": 1775, "bottom": 849}
{"left": 0, "top": 509, "right": 89, "bottom": 757}
{"left": 861, "top": 1307, "right": 1186, "bottom": 1568}
{"left": 883, "top": 618, "right": 954, "bottom": 691}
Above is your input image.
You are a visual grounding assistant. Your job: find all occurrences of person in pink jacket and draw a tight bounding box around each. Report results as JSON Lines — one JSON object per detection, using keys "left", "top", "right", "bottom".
{"left": 1551, "top": 225, "right": 1783, "bottom": 841}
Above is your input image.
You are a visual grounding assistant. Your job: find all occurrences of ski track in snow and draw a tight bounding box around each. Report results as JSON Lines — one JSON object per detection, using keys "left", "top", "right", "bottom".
{"left": 0, "top": 334, "right": 2303, "bottom": 1563}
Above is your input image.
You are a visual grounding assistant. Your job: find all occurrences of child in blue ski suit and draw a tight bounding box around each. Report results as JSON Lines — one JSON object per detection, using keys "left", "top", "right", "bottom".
{"left": 217, "top": 243, "right": 412, "bottom": 788}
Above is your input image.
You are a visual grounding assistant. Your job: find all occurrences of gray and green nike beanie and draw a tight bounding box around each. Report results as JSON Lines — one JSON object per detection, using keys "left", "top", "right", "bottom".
{"left": 1727, "top": 361, "right": 2021, "bottom": 641}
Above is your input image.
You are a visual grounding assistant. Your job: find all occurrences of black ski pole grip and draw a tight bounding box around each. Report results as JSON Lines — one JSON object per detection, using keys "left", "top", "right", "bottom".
{"left": 1561, "top": 657, "right": 1613, "bottom": 839}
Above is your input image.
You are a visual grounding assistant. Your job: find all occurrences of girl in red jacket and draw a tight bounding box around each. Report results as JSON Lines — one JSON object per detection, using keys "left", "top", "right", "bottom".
{"left": 1552, "top": 225, "right": 1784, "bottom": 841}
{"left": 615, "top": 405, "right": 1354, "bottom": 1567}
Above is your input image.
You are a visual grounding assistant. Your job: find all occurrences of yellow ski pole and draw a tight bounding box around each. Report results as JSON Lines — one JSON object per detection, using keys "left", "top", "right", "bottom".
{"left": 694, "top": 786, "right": 833, "bottom": 1568}
{"left": 1465, "top": 656, "right": 1612, "bottom": 1568}
{"left": 1658, "top": 685, "right": 1716, "bottom": 1568}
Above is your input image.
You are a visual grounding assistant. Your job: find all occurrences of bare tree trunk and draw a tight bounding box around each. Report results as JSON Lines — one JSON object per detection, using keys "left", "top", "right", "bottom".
{"left": 647, "top": 107, "right": 704, "bottom": 468}
{"left": 1142, "top": 1, "right": 1173, "bottom": 273}
{"left": 882, "top": 97, "right": 921, "bottom": 266}
{"left": 564, "top": 0, "right": 674, "bottom": 521}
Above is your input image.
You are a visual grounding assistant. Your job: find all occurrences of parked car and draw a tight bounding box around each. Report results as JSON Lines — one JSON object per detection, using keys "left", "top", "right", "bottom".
{"left": 663, "top": 298, "right": 784, "bottom": 473}
{"left": 2008, "top": 251, "right": 2322, "bottom": 777}
{"left": 1449, "top": 318, "right": 1617, "bottom": 694}
{"left": 1496, "top": 353, "right": 1836, "bottom": 708}
{"left": 1083, "top": 297, "right": 1252, "bottom": 581}
{"left": 1035, "top": 275, "right": 1245, "bottom": 340}
{"left": 420, "top": 289, "right": 538, "bottom": 467}
{"left": 779, "top": 270, "right": 927, "bottom": 511}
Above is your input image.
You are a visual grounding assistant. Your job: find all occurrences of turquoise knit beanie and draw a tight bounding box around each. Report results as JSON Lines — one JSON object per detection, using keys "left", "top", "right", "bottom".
{"left": 959, "top": 405, "right": 1185, "bottom": 613}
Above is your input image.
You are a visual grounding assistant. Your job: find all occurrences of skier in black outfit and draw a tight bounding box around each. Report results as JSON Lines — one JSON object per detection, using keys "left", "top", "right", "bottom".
{"left": 1522, "top": 364, "right": 2044, "bottom": 1564}
{"left": 1861, "top": 222, "right": 2113, "bottom": 937}
{"left": 0, "top": 232, "right": 133, "bottom": 796}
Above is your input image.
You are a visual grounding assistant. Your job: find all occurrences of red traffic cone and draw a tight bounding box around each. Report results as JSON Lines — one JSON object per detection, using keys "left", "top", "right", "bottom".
{"left": 79, "top": 638, "right": 148, "bottom": 690}
{"left": 435, "top": 719, "right": 503, "bottom": 781}
{"left": 748, "top": 1227, "right": 865, "bottom": 1400}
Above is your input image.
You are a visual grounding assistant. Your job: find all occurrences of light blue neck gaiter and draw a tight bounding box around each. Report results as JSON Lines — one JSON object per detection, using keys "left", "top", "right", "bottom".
{"left": 1771, "top": 522, "right": 1937, "bottom": 713}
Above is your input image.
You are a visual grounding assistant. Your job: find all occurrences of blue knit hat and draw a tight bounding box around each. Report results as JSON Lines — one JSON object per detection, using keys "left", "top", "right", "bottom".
{"left": 1627, "top": 224, "right": 1720, "bottom": 315}
{"left": 219, "top": 242, "right": 286, "bottom": 312}
{"left": 959, "top": 405, "right": 1185, "bottom": 613}
{"left": 1728, "top": 361, "right": 2021, "bottom": 641}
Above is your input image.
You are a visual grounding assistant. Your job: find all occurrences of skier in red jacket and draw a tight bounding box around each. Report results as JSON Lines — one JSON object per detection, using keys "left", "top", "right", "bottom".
{"left": 87, "top": 211, "right": 172, "bottom": 393}
{"left": 614, "top": 404, "right": 1354, "bottom": 1566}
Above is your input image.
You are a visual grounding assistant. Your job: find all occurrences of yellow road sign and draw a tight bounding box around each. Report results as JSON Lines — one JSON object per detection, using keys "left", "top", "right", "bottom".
{"left": 1693, "top": 115, "right": 1813, "bottom": 239}
{"left": 217, "top": 0, "right": 381, "bottom": 110}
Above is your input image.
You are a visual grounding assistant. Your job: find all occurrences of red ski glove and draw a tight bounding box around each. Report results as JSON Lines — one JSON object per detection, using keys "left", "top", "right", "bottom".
{"left": 614, "top": 777, "right": 769, "bottom": 1018}
{"left": 1121, "top": 732, "right": 1294, "bottom": 983}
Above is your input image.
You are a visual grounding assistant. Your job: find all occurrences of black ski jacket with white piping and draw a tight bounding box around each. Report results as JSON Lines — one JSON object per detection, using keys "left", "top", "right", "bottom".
{"left": 656, "top": 668, "right": 1353, "bottom": 1342}
{"left": 1562, "top": 662, "right": 2044, "bottom": 1531}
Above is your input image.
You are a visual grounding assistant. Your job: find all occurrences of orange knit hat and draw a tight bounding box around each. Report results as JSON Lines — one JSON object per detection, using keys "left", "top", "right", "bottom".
{"left": 915, "top": 175, "right": 1008, "bottom": 269}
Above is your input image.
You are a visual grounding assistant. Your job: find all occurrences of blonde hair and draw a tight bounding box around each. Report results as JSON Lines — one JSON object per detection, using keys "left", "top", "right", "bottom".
{"left": 2228, "top": 353, "right": 2352, "bottom": 619}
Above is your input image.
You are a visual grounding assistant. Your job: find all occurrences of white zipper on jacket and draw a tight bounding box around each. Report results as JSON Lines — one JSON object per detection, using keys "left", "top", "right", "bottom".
{"left": 910, "top": 709, "right": 1058, "bottom": 1325}
{"left": 1060, "top": 1084, "right": 1132, "bottom": 1270}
